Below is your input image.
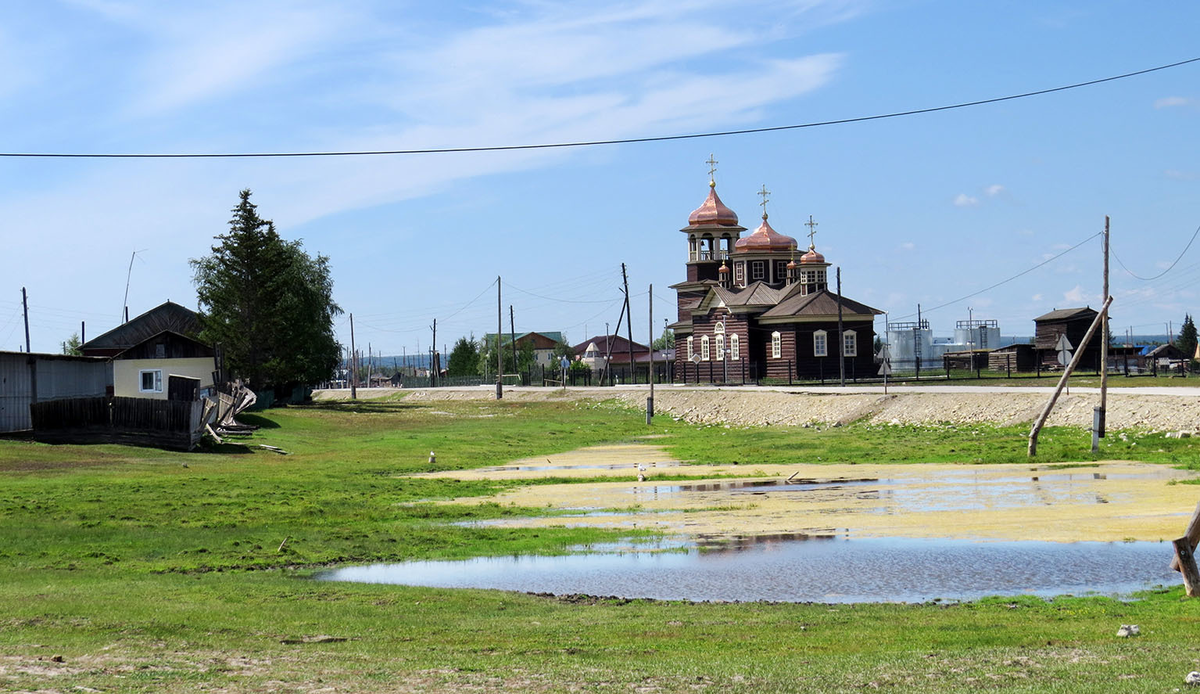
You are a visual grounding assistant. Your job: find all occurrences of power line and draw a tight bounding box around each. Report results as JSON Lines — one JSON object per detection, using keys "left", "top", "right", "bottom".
{"left": 892, "top": 231, "right": 1103, "bottom": 320}
{"left": 1112, "top": 221, "right": 1200, "bottom": 281}
{"left": 3, "top": 58, "right": 1197, "bottom": 160}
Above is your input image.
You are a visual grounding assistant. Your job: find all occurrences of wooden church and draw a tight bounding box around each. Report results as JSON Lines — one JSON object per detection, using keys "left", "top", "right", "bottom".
{"left": 670, "top": 167, "right": 882, "bottom": 383}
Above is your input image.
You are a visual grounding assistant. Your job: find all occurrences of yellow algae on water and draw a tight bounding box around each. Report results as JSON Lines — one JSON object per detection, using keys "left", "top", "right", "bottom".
{"left": 416, "top": 444, "right": 1200, "bottom": 543}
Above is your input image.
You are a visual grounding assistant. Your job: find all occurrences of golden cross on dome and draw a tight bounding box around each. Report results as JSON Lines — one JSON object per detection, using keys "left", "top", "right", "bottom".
{"left": 758, "top": 184, "right": 771, "bottom": 217}
{"left": 805, "top": 215, "right": 819, "bottom": 248}
{"left": 706, "top": 154, "right": 718, "bottom": 184}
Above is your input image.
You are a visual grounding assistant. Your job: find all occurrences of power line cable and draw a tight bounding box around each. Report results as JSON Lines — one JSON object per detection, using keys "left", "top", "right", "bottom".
{"left": 1112, "top": 221, "right": 1200, "bottom": 281}
{"left": 892, "top": 231, "right": 1102, "bottom": 320}
{"left": 3, "top": 58, "right": 1197, "bottom": 159}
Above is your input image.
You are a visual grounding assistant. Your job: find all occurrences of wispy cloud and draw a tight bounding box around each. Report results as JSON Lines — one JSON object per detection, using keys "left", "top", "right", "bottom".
{"left": 1155, "top": 96, "right": 1193, "bottom": 109}
{"left": 953, "top": 193, "right": 978, "bottom": 207}
{"left": 985, "top": 184, "right": 1005, "bottom": 196}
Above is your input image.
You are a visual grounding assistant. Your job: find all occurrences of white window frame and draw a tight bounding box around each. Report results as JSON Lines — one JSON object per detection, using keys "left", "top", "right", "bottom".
{"left": 701, "top": 335, "right": 710, "bottom": 361}
{"left": 751, "top": 261, "right": 765, "bottom": 280}
{"left": 686, "top": 336, "right": 694, "bottom": 360}
{"left": 139, "top": 369, "right": 163, "bottom": 393}
{"left": 734, "top": 262, "right": 744, "bottom": 285}
{"left": 730, "top": 333, "right": 740, "bottom": 361}
{"left": 716, "top": 335, "right": 725, "bottom": 360}
{"left": 774, "top": 260, "right": 787, "bottom": 283}
{"left": 843, "top": 330, "right": 858, "bottom": 357}
{"left": 771, "top": 331, "right": 782, "bottom": 359}
{"left": 813, "top": 330, "right": 828, "bottom": 357}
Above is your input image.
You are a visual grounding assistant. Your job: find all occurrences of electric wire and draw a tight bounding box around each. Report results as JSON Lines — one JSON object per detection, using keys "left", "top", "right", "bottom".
{"left": 1111, "top": 221, "right": 1200, "bottom": 281}
{"left": 891, "top": 231, "right": 1103, "bottom": 320}
{"left": 2, "top": 58, "right": 1196, "bottom": 159}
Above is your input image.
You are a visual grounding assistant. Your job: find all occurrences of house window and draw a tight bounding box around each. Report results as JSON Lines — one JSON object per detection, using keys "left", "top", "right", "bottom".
{"left": 771, "top": 331, "right": 782, "bottom": 359}
{"left": 686, "top": 336, "right": 694, "bottom": 360}
{"left": 814, "top": 330, "right": 828, "bottom": 357}
{"left": 843, "top": 330, "right": 858, "bottom": 357}
{"left": 716, "top": 335, "right": 725, "bottom": 360}
{"left": 701, "top": 335, "right": 710, "bottom": 361}
{"left": 751, "top": 261, "right": 765, "bottom": 280}
{"left": 139, "top": 369, "right": 163, "bottom": 393}
{"left": 730, "top": 334, "right": 740, "bottom": 361}
{"left": 734, "top": 262, "right": 744, "bottom": 285}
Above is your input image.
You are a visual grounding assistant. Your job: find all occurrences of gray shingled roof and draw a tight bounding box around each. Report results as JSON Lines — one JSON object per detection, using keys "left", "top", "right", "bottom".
{"left": 1034, "top": 307, "right": 1097, "bottom": 322}
{"left": 81, "top": 301, "right": 201, "bottom": 353}
{"left": 759, "top": 289, "right": 882, "bottom": 319}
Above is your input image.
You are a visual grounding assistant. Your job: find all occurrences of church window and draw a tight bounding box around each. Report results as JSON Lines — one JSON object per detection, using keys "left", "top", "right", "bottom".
{"left": 752, "top": 261, "right": 765, "bottom": 280}
{"left": 774, "top": 260, "right": 787, "bottom": 282}
{"left": 730, "top": 334, "right": 740, "bottom": 361}
{"left": 716, "top": 335, "right": 725, "bottom": 360}
{"left": 734, "top": 262, "right": 744, "bottom": 285}
{"left": 689, "top": 238, "right": 697, "bottom": 262}
{"left": 686, "top": 336, "right": 694, "bottom": 360}
{"left": 771, "top": 331, "right": 782, "bottom": 359}
{"left": 843, "top": 330, "right": 857, "bottom": 357}
{"left": 813, "top": 330, "right": 828, "bottom": 357}
{"left": 701, "top": 335, "right": 710, "bottom": 361}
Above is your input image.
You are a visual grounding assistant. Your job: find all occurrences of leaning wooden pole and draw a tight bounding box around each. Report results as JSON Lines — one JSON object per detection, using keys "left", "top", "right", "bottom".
{"left": 1028, "top": 295, "right": 1113, "bottom": 457}
{"left": 1169, "top": 501, "right": 1200, "bottom": 572}
{"left": 1099, "top": 216, "right": 1110, "bottom": 437}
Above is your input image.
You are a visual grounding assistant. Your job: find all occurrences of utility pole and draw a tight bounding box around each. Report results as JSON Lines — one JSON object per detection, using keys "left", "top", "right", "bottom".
{"left": 496, "top": 276, "right": 503, "bottom": 399}
{"left": 21, "top": 287, "right": 31, "bottom": 353}
{"left": 509, "top": 305, "right": 518, "bottom": 384}
{"left": 349, "top": 313, "right": 357, "bottom": 399}
{"left": 1099, "top": 216, "right": 1110, "bottom": 437}
{"left": 647, "top": 283, "right": 654, "bottom": 423}
{"left": 368, "top": 342, "right": 372, "bottom": 388}
{"left": 430, "top": 319, "right": 437, "bottom": 387}
{"left": 622, "top": 263, "right": 634, "bottom": 385}
{"left": 837, "top": 268, "right": 845, "bottom": 387}
{"left": 80, "top": 321, "right": 85, "bottom": 346}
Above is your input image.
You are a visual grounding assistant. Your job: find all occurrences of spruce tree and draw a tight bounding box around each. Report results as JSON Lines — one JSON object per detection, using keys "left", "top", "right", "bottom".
{"left": 1177, "top": 314, "right": 1198, "bottom": 364}
{"left": 191, "top": 190, "right": 342, "bottom": 393}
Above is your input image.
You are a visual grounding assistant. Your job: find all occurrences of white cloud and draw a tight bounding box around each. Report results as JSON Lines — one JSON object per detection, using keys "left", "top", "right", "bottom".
{"left": 899, "top": 242, "right": 915, "bottom": 251}
{"left": 1155, "top": 96, "right": 1193, "bottom": 109}
{"left": 953, "top": 193, "right": 978, "bottom": 207}
{"left": 1063, "top": 285, "right": 1087, "bottom": 303}
{"left": 1032, "top": 293, "right": 1043, "bottom": 301}
{"left": 985, "top": 184, "right": 1005, "bottom": 197}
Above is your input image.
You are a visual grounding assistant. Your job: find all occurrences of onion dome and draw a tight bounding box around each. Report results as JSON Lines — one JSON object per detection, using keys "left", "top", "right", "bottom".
{"left": 787, "top": 259, "right": 798, "bottom": 269}
{"left": 799, "top": 245, "right": 826, "bottom": 264}
{"left": 686, "top": 182, "right": 740, "bottom": 228}
{"left": 718, "top": 261, "right": 730, "bottom": 274}
{"left": 734, "top": 214, "right": 798, "bottom": 253}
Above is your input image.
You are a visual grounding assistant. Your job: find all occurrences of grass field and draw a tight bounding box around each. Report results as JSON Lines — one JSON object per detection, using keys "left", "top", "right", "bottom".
{"left": 2, "top": 395, "right": 1199, "bottom": 692}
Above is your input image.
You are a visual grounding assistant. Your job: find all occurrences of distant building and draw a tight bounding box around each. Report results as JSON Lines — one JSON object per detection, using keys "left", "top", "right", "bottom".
{"left": 484, "top": 331, "right": 565, "bottom": 368}
{"left": 572, "top": 334, "right": 649, "bottom": 372}
{"left": 1033, "top": 307, "right": 1102, "bottom": 370}
{"left": 670, "top": 174, "right": 881, "bottom": 383}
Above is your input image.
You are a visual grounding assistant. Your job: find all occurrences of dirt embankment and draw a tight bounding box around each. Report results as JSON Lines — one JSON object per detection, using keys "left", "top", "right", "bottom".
{"left": 315, "top": 386, "right": 1200, "bottom": 431}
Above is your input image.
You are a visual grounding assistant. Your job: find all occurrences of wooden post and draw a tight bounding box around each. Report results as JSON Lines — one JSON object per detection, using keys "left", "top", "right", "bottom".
{"left": 496, "top": 276, "right": 503, "bottom": 399}
{"left": 1169, "top": 501, "right": 1200, "bottom": 572}
{"left": 1028, "top": 295, "right": 1113, "bottom": 456}
{"left": 1099, "top": 217, "right": 1110, "bottom": 436}
{"left": 647, "top": 283, "right": 653, "bottom": 423}
{"left": 601, "top": 301, "right": 626, "bottom": 386}
{"left": 1174, "top": 537, "right": 1200, "bottom": 597}
{"left": 837, "top": 268, "right": 845, "bottom": 387}
{"left": 22, "top": 287, "right": 31, "bottom": 353}
{"left": 349, "top": 313, "right": 357, "bottom": 399}
{"left": 508, "top": 306, "right": 518, "bottom": 384}
{"left": 622, "top": 263, "right": 634, "bottom": 384}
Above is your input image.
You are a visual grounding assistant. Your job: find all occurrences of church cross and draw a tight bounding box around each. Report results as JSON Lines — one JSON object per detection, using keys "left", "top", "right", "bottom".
{"left": 706, "top": 154, "right": 718, "bottom": 183}
{"left": 758, "top": 184, "right": 771, "bottom": 217}
{"left": 805, "top": 215, "right": 819, "bottom": 248}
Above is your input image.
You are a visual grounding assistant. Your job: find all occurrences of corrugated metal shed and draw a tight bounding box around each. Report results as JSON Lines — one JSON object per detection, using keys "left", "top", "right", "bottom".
{"left": 0, "top": 351, "right": 111, "bottom": 433}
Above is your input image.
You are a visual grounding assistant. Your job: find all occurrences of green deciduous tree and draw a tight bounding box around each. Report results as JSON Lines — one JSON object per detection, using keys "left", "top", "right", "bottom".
{"left": 652, "top": 328, "right": 674, "bottom": 351}
{"left": 447, "top": 336, "right": 480, "bottom": 376}
{"left": 190, "top": 190, "right": 342, "bottom": 393}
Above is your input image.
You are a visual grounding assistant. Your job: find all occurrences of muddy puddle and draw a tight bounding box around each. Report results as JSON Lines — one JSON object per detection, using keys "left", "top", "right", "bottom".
{"left": 317, "top": 536, "right": 1180, "bottom": 603}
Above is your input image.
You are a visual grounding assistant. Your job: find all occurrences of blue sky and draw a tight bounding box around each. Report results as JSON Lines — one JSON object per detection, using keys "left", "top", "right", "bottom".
{"left": 2, "top": 0, "right": 1198, "bottom": 355}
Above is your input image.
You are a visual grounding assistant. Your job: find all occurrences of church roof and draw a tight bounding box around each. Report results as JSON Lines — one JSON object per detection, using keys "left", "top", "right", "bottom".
{"left": 734, "top": 215, "right": 797, "bottom": 253}
{"left": 714, "top": 281, "right": 784, "bottom": 307}
{"left": 685, "top": 184, "right": 741, "bottom": 229}
{"left": 759, "top": 289, "right": 883, "bottom": 320}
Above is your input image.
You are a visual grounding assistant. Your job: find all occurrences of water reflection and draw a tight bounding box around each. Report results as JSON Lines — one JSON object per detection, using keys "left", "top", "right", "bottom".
{"left": 317, "top": 537, "right": 1178, "bottom": 604}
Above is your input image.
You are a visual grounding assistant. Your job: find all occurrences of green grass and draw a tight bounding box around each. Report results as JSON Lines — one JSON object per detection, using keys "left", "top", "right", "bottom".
{"left": 2, "top": 395, "right": 1199, "bottom": 692}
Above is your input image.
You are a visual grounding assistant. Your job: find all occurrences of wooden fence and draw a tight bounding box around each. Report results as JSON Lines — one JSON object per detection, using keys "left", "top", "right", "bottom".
{"left": 30, "top": 396, "right": 203, "bottom": 450}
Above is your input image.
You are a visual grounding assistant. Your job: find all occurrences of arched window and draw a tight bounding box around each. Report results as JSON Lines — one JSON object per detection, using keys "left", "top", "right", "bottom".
{"left": 686, "top": 336, "right": 694, "bottom": 360}
{"left": 730, "top": 333, "right": 740, "bottom": 361}
{"left": 843, "top": 330, "right": 857, "bottom": 357}
{"left": 701, "top": 335, "right": 711, "bottom": 361}
{"left": 771, "top": 331, "right": 782, "bottom": 359}
{"left": 813, "top": 330, "right": 828, "bottom": 357}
